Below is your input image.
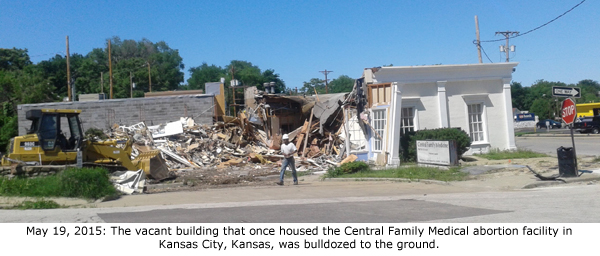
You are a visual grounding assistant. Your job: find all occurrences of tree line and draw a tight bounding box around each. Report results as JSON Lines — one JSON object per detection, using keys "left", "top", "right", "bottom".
{"left": 511, "top": 79, "right": 600, "bottom": 120}
{"left": 0, "top": 37, "right": 356, "bottom": 150}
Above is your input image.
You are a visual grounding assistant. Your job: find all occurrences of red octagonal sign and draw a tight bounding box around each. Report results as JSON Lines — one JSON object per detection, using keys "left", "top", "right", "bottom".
{"left": 562, "top": 98, "right": 577, "bottom": 125}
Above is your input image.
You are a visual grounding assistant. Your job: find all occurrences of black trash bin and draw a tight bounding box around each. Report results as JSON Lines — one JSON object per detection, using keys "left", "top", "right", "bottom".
{"left": 557, "top": 146, "right": 577, "bottom": 177}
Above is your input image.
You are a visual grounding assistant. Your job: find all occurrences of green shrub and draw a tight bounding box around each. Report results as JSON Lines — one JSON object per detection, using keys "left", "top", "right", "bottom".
{"left": 400, "top": 128, "right": 471, "bottom": 162}
{"left": 0, "top": 167, "right": 119, "bottom": 200}
{"left": 337, "top": 161, "right": 370, "bottom": 174}
{"left": 59, "top": 168, "right": 118, "bottom": 199}
{"left": 324, "top": 161, "right": 370, "bottom": 178}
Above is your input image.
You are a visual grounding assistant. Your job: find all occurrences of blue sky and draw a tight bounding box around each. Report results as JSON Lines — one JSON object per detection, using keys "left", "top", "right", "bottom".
{"left": 1, "top": 0, "right": 597, "bottom": 90}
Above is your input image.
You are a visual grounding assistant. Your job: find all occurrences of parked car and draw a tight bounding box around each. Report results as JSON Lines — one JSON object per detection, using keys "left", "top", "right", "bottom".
{"left": 536, "top": 119, "right": 562, "bottom": 129}
{"left": 574, "top": 116, "right": 600, "bottom": 134}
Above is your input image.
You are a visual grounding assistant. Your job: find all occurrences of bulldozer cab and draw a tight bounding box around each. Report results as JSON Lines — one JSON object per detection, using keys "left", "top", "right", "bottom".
{"left": 26, "top": 109, "right": 84, "bottom": 152}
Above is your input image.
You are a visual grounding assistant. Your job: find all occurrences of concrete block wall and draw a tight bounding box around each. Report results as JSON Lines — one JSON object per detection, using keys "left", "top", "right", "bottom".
{"left": 17, "top": 94, "right": 214, "bottom": 135}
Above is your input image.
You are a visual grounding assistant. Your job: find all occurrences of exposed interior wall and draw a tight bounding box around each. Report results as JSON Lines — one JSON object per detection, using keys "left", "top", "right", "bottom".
{"left": 368, "top": 83, "right": 392, "bottom": 107}
{"left": 205, "top": 82, "right": 226, "bottom": 118}
{"left": 244, "top": 86, "right": 259, "bottom": 110}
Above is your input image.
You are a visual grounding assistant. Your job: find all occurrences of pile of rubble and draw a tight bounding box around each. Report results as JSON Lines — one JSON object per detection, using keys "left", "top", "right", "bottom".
{"left": 104, "top": 111, "right": 355, "bottom": 184}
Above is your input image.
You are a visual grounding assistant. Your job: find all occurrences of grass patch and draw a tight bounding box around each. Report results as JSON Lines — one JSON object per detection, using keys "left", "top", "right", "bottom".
{"left": 10, "top": 199, "right": 63, "bottom": 210}
{"left": 476, "top": 148, "right": 548, "bottom": 160}
{"left": 325, "top": 165, "right": 468, "bottom": 182}
{"left": 0, "top": 167, "right": 120, "bottom": 200}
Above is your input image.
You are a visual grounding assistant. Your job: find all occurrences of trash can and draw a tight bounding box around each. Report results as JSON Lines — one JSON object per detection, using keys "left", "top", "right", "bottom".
{"left": 557, "top": 146, "right": 577, "bottom": 177}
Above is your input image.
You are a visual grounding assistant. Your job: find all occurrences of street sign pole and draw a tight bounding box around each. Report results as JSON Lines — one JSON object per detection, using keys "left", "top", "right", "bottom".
{"left": 570, "top": 122, "right": 578, "bottom": 172}
{"left": 562, "top": 98, "right": 578, "bottom": 172}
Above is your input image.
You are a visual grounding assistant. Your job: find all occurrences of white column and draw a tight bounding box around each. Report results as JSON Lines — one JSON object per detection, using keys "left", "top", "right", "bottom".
{"left": 387, "top": 82, "right": 402, "bottom": 167}
{"left": 502, "top": 78, "right": 517, "bottom": 150}
{"left": 437, "top": 81, "right": 449, "bottom": 128}
{"left": 343, "top": 106, "right": 351, "bottom": 157}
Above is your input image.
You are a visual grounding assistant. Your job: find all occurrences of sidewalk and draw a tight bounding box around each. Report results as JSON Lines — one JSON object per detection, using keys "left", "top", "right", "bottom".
{"left": 2, "top": 165, "right": 599, "bottom": 209}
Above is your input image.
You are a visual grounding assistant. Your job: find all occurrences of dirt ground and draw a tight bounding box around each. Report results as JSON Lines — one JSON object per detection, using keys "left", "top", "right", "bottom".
{"left": 145, "top": 155, "right": 600, "bottom": 193}
{"left": 147, "top": 162, "right": 308, "bottom": 193}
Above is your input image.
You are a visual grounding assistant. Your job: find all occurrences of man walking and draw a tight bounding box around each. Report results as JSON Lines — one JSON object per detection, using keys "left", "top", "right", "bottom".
{"left": 277, "top": 134, "right": 298, "bottom": 185}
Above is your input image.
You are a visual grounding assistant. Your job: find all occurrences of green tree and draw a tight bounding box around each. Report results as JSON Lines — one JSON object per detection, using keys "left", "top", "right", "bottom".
{"left": 0, "top": 48, "right": 32, "bottom": 71}
{"left": 187, "top": 63, "right": 225, "bottom": 91}
{"left": 0, "top": 48, "right": 57, "bottom": 151}
{"left": 226, "top": 60, "right": 263, "bottom": 88}
{"left": 530, "top": 97, "right": 554, "bottom": 120}
{"left": 261, "top": 69, "right": 285, "bottom": 93}
{"left": 510, "top": 81, "right": 530, "bottom": 110}
{"left": 328, "top": 75, "right": 354, "bottom": 93}
{"left": 301, "top": 78, "right": 325, "bottom": 94}
{"left": 575, "top": 79, "right": 600, "bottom": 104}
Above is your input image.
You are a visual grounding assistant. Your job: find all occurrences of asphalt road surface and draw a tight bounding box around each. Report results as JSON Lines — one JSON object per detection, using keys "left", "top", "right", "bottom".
{"left": 2, "top": 183, "right": 600, "bottom": 223}
{"left": 515, "top": 136, "right": 600, "bottom": 156}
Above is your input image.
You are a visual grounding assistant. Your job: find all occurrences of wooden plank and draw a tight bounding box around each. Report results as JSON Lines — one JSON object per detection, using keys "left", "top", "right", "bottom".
{"left": 302, "top": 108, "right": 314, "bottom": 158}
{"left": 367, "top": 85, "right": 372, "bottom": 108}
{"left": 340, "top": 154, "right": 358, "bottom": 165}
{"left": 364, "top": 120, "right": 384, "bottom": 141}
{"left": 295, "top": 133, "right": 305, "bottom": 150}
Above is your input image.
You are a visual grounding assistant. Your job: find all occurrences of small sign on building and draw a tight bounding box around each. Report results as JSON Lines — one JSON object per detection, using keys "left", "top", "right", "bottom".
{"left": 515, "top": 113, "right": 535, "bottom": 121}
{"left": 416, "top": 140, "right": 458, "bottom": 166}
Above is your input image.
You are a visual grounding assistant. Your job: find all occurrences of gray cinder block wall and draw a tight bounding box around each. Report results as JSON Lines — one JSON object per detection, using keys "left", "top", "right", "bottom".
{"left": 17, "top": 94, "right": 215, "bottom": 135}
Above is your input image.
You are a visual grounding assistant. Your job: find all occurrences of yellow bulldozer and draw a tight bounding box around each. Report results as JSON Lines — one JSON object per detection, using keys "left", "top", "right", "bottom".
{"left": 1, "top": 109, "right": 170, "bottom": 180}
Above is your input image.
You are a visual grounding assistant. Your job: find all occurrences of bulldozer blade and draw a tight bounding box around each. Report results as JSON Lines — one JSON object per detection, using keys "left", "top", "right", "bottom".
{"left": 149, "top": 154, "right": 170, "bottom": 181}
{"left": 134, "top": 150, "right": 171, "bottom": 181}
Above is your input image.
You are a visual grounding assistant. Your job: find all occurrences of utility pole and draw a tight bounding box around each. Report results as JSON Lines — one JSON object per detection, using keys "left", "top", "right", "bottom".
{"left": 100, "top": 72, "right": 104, "bottom": 94}
{"left": 474, "top": 16, "right": 482, "bottom": 63}
{"left": 66, "top": 36, "right": 72, "bottom": 101}
{"left": 108, "top": 40, "right": 113, "bottom": 99}
{"left": 147, "top": 61, "right": 152, "bottom": 92}
{"left": 130, "top": 72, "right": 133, "bottom": 98}
{"left": 230, "top": 66, "right": 236, "bottom": 116}
{"left": 319, "top": 69, "right": 333, "bottom": 94}
{"left": 495, "top": 31, "right": 519, "bottom": 62}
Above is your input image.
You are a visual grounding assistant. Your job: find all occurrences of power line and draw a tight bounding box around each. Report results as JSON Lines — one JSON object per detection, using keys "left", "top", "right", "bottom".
{"left": 479, "top": 43, "right": 494, "bottom": 63}
{"left": 29, "top": 52, "right": 66, "bottom": 59}
{"left": 479, "top": 0, "right": 586, "bottom": 43}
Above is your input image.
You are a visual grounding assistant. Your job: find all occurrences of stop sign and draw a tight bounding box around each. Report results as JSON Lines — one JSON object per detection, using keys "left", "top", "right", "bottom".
{"left": 561, "top": 98, "right": 577, "bottom": 125}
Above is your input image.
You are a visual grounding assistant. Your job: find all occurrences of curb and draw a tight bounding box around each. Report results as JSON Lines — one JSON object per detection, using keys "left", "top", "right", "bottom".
{"left": 521, "top": 175, "right": 600, "bottom": 189}
{"left": 324, "top": 175, "right": 600, "bottom": 189}
{"left": 322, "top": 177, "right": 450, "bottom": 185}
{"left": 519, "top": 133, "right": 600, "bottom": 138}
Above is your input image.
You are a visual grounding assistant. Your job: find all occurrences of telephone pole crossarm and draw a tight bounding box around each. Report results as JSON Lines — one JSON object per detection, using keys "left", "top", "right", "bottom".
{"left": 319, "top": 69, "right": 333, "bottom": 94}
{"left": 495, "top": 31, "right": 519, "bottom": 62}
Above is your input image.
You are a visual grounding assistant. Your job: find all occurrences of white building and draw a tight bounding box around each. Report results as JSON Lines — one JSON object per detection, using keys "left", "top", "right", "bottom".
{"left": 350, "top": 63, "right": 519, "bottom": 166}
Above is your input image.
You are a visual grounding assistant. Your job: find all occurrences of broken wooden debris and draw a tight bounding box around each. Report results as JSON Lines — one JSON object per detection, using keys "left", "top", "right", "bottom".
{"left": 102, "top": 102, "right": 354, "bottom": 183}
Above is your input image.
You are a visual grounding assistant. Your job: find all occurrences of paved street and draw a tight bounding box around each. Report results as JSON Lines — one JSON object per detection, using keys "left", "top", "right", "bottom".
{"left": 98, "top": 184, "right": 600, "bottom": 223}
{"left": 1, "top": 178, "right": 599, "bottom": 223}
{"left": 515, "top": 136, "right": 600, "bottom": 156}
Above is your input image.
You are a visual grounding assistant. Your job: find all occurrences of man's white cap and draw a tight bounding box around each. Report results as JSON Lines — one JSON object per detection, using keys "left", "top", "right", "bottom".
{"left": 282, "top": 134, "right": 289, "bottom": 140}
